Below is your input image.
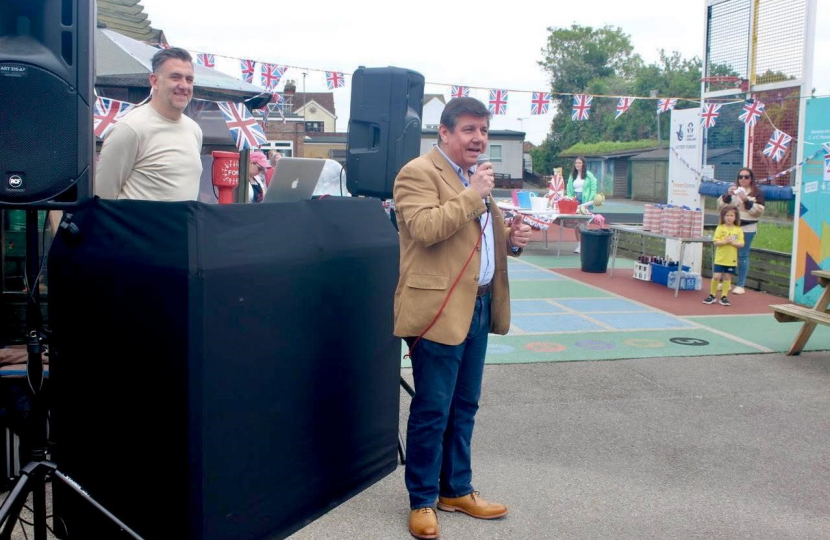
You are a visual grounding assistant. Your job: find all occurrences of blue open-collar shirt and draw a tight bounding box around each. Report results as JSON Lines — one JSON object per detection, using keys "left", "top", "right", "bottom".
{"left": 436, "top": 145, "right": 494, "bottom": 286}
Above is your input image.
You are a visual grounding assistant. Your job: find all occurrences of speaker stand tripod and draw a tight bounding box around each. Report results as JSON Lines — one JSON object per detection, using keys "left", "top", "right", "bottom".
{"left": 0, "top": 210, "right": 145, "bottom": 540}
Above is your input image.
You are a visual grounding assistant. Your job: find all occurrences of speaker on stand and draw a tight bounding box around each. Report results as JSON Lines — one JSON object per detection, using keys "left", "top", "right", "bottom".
{"left": 346, "top": 66, "right": 425, "bottom": 201}
{"left": 0, "top": 2, "right": 143, "bottom": 539}
{"left": 346, "top": 67, "right": 425, "bottom": 465}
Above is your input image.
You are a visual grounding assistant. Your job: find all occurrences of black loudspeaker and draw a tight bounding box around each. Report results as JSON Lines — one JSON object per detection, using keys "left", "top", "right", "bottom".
{"left": 48, "top": 199, "right": 401, "bottom": 540}
{"left": 347, "top": 66, "right": 424, "bottom": 200}
{"left": 0, "top": 0, "right": 94, "bottom": 208}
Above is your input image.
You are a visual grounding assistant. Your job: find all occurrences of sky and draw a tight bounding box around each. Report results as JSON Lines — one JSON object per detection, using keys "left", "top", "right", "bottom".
{"left": 138, "top": 0, "right": 829, "bottom": 145}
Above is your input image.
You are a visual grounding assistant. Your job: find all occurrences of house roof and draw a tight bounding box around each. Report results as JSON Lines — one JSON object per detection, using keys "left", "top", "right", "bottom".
{"left": 286, "top": 93, "right": 336, "bottom": 116}
{"left": 560, "top": 141, "right": 660, "bottom": 158}
{"left": 292, "top": 99, "right": 337, "bottom": 119}
{"left": 97, "top": 0, "right": 165, "bottom": 44}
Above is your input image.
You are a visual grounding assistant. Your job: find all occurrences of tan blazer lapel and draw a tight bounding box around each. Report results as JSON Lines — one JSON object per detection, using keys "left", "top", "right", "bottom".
{"left": 428, "top": 147, "right": 466, "bottom": 196}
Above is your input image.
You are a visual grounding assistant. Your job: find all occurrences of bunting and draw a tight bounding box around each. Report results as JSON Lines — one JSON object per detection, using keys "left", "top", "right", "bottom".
{"left": 738, "top": 99, "right": 765, "bottom": 127}
{"left": 93, "top": 97, "right": 133, "bottom": 138}
{"left": 218, "top": 101, "right": 268, "bottom": 150}
{"left": 763, "top": 129, "right": 793, "bottom": 162}
{"left": 657, "top": 98, "right": 677, "bottom": 114}
{"left": 326, "top": 71, "right": 345, "bottom": 89}
{"left": 240, "top": 59, "right": 256, "bottom": 84}
{"left": 488, "top": 89, "right": 508, "bottom": 115}
{"left": 261, "top": 63, "right": 287, "bottom": 90}
{"left": 451, "top": 85, "right": 470, "bottom": 99}
{"left": 530, "top": 91, "right": 551, "bottom": 115}
{"left": 196, "top": 53, "right": 215, "bottom": 68}
{"left": 571, "top": 94, "right": 592, "bottom": 121}
{"left": 700, "top": 103, "right": 722, "bottom": 129}
{"left": 615, "top": 97, "right": 635, "bottom": 119}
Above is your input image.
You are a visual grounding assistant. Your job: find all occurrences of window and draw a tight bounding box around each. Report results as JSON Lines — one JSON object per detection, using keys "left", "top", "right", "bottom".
{"left": 305, "top": 121, "right": 324, "bottom": 133}
{"left": 488, "top": 144, "right": 502, "bottom": 162}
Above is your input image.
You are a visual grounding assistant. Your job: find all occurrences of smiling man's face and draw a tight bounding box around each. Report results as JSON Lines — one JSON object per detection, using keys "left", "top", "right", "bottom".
{"left": 439, "top": 114, "right": 489, "bottom": 169}
{"left": 150, "top": 58, "right": 195, "bottom": 120}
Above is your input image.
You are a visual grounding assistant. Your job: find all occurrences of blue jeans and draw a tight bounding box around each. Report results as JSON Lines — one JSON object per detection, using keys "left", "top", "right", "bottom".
{"left": 405, "top": 293, "right": 491, "bottom": 509}
{"left": 737, "top": 231, "right": 755, "bottom": 287}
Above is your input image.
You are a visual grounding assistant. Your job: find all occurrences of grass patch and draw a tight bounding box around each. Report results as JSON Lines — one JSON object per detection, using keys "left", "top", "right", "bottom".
{"left": 704, "top": 221, "right": 793, "bottom": 253}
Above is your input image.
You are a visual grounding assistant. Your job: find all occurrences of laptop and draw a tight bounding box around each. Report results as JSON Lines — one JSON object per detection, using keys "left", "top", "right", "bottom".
{"left": 262, "top": 157, "right": 326, "bottom": 203}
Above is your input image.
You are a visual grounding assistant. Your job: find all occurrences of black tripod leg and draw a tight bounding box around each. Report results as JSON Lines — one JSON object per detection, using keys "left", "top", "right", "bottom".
{"left": 398, "top": 376, "right": 415, "bottom": 465}
{"left": 51, "top": 470, "right": 145, "bottom": 540}
{"left": 0, "top": 463, "right": 37, "bottom": 540}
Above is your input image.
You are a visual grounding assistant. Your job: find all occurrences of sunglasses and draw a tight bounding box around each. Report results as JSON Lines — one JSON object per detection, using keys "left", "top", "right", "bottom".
{"left": 738, "top": 174, "right": 751, "bottom": 179}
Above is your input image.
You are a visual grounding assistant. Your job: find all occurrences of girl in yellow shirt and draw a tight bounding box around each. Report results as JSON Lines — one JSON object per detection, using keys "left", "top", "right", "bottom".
{"left": 703, "top": 206, "right": 745, "bottom": 306}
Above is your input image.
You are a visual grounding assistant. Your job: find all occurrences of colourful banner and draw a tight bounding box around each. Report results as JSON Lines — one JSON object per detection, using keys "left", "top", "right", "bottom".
{"left": 794, "top": 97, "right": 830, "bottom": 305}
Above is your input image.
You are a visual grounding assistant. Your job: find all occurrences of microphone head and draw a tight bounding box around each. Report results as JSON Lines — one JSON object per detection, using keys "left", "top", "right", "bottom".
{"left": 476, "top": 153, "right": 490, "bottom": 165}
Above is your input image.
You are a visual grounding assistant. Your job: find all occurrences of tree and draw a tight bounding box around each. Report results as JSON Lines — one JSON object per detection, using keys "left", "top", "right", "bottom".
{"left": 533, "top": 25, "right": 703, "bottom": 175}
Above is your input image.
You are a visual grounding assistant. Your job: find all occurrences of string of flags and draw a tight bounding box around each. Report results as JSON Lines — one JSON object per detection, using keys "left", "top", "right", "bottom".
{"left": 671, "top": 145, "right": 823, "bottom": 186}
{"left": 150, "top": 42, "right": 809, "bottom": 154}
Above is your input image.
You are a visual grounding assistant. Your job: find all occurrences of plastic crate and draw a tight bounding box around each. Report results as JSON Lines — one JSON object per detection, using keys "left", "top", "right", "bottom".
{"left": 667, "top": 271, "right": 702, "bottom": 290}
{"left": 633, "top": 262, "right": 652, "bottom": 281}
{"left": 650, "top": 263, "right": 690, "bottom": 286}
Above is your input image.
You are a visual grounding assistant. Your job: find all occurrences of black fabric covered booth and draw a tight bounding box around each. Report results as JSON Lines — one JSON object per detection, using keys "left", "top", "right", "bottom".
{"left": 47, "top": 197, "right": 401, "bottom": 540}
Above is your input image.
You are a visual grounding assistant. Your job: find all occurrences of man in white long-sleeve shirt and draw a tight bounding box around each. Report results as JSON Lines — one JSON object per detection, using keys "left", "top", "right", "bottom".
{"left": 94, "top": 47, "right": 203, "bottom": 201}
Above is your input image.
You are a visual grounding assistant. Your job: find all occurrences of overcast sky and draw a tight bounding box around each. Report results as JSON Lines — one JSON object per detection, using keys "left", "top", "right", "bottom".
{"left": 138, "top": 0, "right": 829, "bottom": 144}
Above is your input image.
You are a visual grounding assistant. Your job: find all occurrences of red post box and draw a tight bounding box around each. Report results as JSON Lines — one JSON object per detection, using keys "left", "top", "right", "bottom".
{"left": 211, "top": 151, "right": 240, "bottom": 204}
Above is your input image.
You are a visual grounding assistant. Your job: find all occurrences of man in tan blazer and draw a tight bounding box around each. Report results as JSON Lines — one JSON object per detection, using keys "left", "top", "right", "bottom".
{"left": 393, "top": 97, "right": 531, "bottom": 539}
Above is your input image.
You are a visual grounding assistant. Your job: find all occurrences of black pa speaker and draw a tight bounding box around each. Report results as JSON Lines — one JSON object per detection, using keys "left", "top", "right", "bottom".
{"left": 346, "top": 66, "right": 424, "bottom": 200}
{"left": 0, "top": 0, "right": 94, "bottom": 208}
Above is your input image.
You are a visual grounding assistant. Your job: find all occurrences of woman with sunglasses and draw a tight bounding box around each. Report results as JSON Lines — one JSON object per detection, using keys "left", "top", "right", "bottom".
{"left": 717, "top": 168, "right": 765, "bottom": 294}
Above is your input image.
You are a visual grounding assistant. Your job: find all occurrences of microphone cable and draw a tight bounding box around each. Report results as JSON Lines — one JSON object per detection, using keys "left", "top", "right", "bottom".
{"left": 404, "top": 207, "right": 490, "bottom": 360}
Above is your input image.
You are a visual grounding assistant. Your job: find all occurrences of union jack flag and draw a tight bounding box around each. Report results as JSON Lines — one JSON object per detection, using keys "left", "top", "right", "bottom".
{"left": 156, "top": 43, "right": 171, "bottom": 50}
{"left": 217, "top": 102, "right": 268, "bottom": 151}
{"left": 657, "top": 98, "right": 677, "bottom": 114}
{"left": 240, "top": 59, "right": 256, "bottom": 84}
{"left": 326, "top": 71, "right": 345, "bottom": 89}
{"left": 261, "top": 63, "right": 287, "bottom": 91}
{"left": 488, "top": 89, "right": 508, "bottom": 115}
{"left": 824, "top": 142, "right": 830, "bottom": 176}
{"left": 531, "top": 91, "right": 551, "bottom": 115}
{"left": 738, "top": 99, "right": 765, "bottom": 127}
{"left": 615, "top": 97, "right": 635, "bottom": 119}
{"left": 451, "top": 85, "right": 469, "bottom": 99}
{"left": 571, "top": 94, "right": 592, "bottom": 121}
{"left": 762, "top": 129, "right": 792, "bottom": 163}
{"left": 700, "top": 103, "right": 722, "bottom": 129}
{"left": 196, "top": 53, "right": 215, "bottom": 68}
{"left": 93, "top": 97, "right": 133, "bottom": 138}
{"left": 267, "top": 94, "right": 287, "bottom": 124}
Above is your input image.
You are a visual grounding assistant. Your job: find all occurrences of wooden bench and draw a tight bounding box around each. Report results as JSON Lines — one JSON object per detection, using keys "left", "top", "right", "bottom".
{"left": 770, "top": 270, "right": 830, "bottom": 355}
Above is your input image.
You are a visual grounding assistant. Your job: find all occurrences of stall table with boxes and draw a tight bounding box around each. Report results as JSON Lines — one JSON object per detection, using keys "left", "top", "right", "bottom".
{"left": 609, "top": 224, "right": 712, "bottom": 298}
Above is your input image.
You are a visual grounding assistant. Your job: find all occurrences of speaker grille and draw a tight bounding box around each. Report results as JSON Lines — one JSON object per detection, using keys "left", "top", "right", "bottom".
{"left": 0, "top": 62, "right": 79, "bottom": 204}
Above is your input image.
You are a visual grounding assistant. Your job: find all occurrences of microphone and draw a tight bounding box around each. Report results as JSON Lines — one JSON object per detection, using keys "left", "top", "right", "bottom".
{"left": 477, "top": 153, "right": 491, "bottom": 212}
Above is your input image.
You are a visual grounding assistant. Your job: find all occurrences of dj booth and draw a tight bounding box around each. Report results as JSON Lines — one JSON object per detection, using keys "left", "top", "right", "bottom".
{"left": 47, "top": 197, "right": 401, "bottom": 540}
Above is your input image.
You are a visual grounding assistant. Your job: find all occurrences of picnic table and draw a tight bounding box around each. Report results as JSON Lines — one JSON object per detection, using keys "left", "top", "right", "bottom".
{"left": 770, "top": 270, "right": 830, "bottom": 355}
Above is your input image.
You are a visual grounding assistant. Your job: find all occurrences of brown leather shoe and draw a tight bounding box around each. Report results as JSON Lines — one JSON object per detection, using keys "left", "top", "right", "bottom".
{"left": 409, "top": 507, "right": 439, "bottom": 539}
{"left": 437, "top": 491, "right": 508, "bottom": 519}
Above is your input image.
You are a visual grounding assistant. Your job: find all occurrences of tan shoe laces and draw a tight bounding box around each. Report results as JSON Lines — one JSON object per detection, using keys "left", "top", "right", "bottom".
{"left": 418, "top": 507, "right": 435, "bottom": 515}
